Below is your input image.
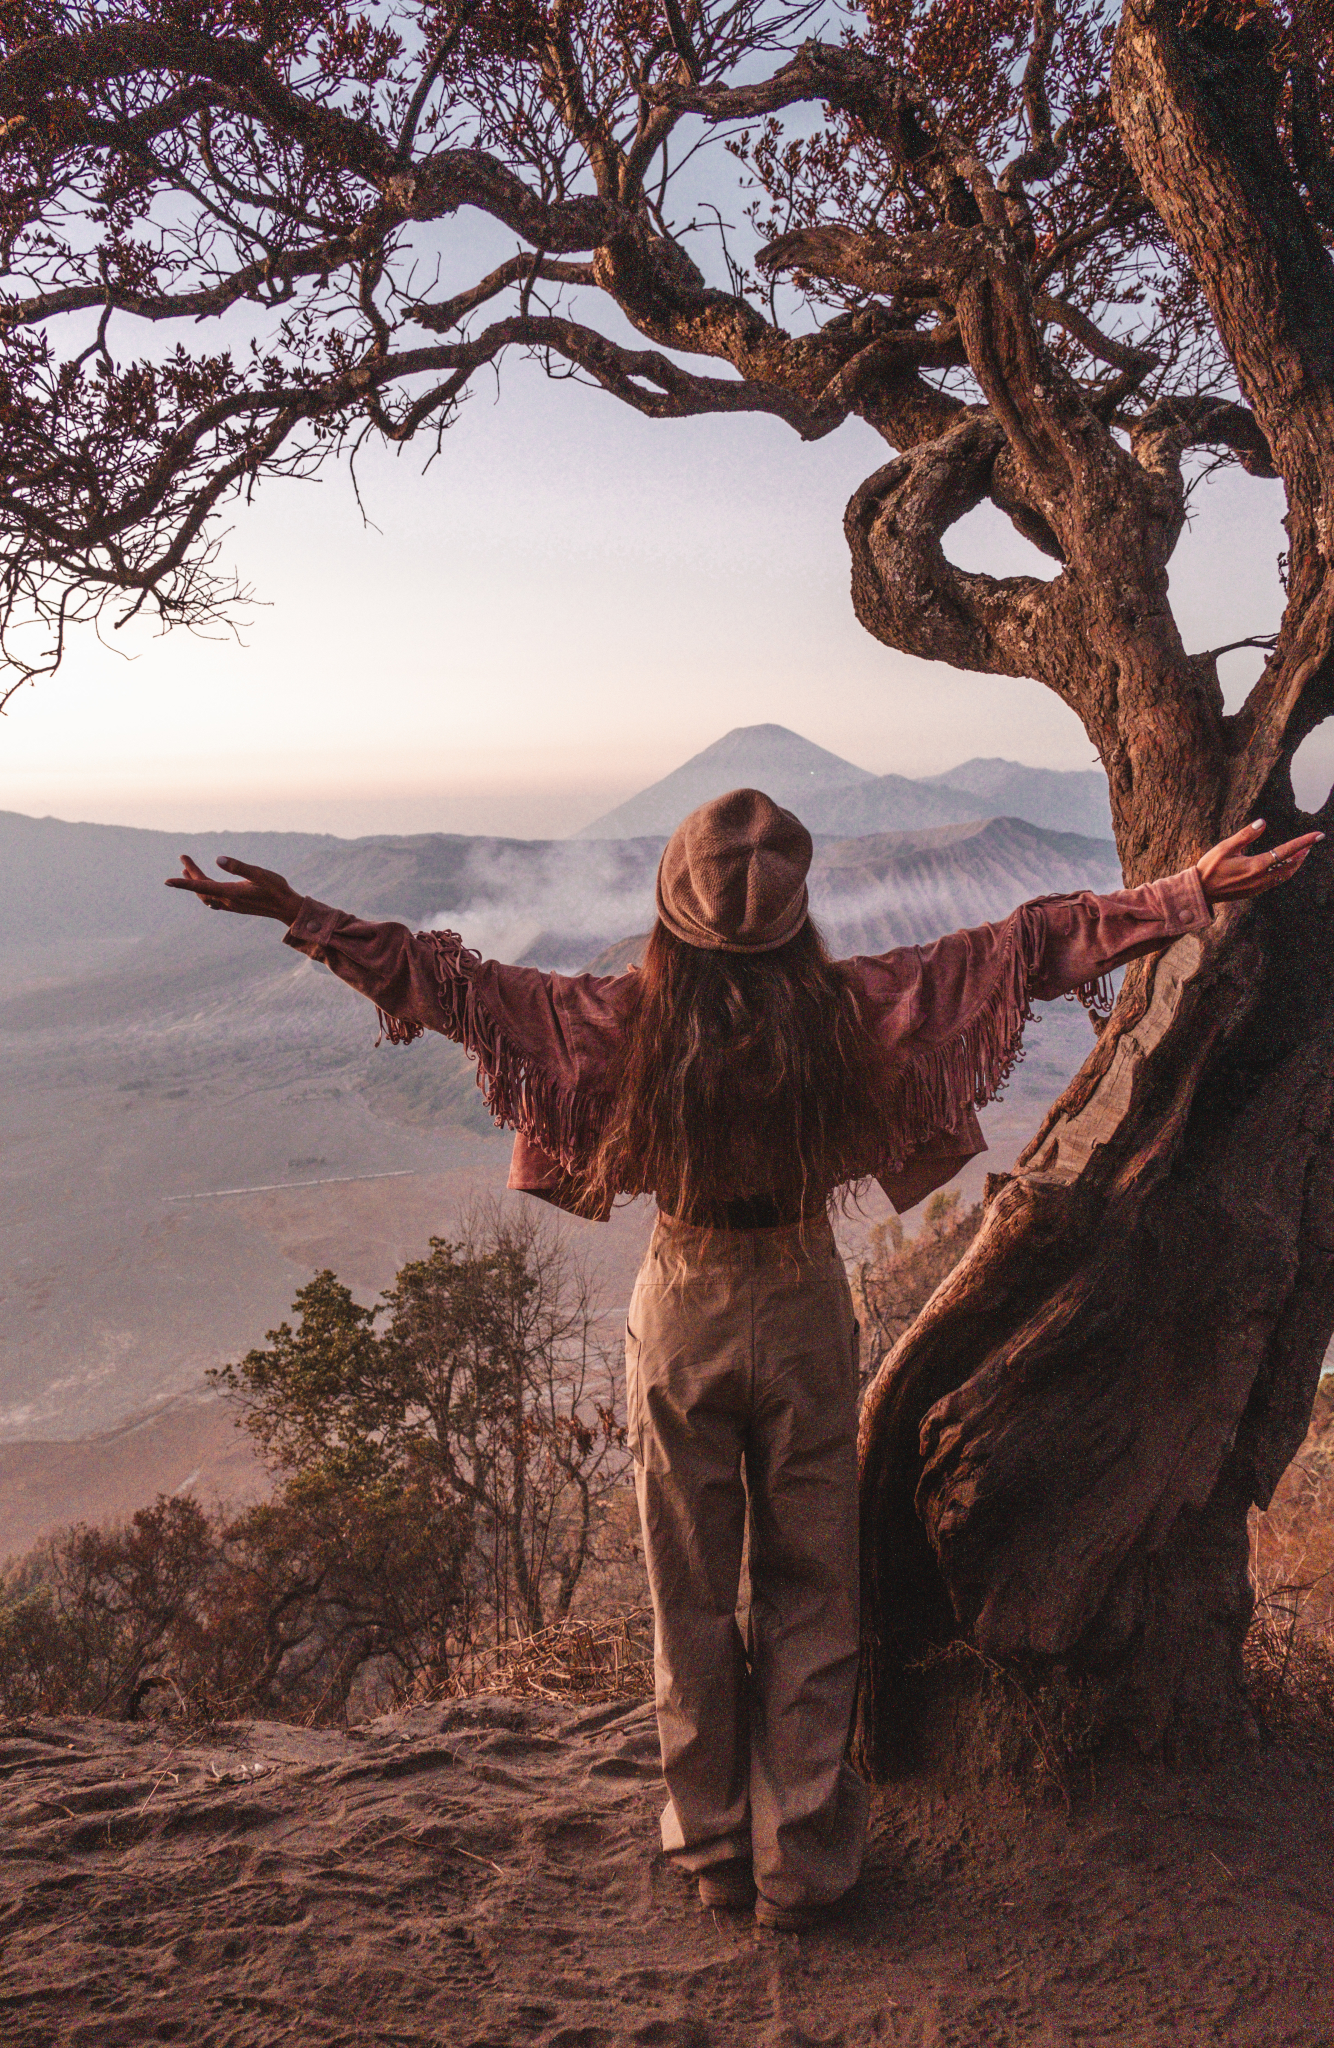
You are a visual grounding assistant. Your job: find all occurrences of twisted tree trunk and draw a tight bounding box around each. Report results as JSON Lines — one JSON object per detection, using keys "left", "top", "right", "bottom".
{"left": 857, "top": 864, "right": 1334, "bottom": 1763}
{"left": 856, "top": 1, "right": 1334, "bottom": 1765}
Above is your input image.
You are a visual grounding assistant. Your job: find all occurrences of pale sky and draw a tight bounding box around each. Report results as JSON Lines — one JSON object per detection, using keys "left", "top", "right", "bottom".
{"left": 1, "top": 348, "right": 1312, "bottom": 839}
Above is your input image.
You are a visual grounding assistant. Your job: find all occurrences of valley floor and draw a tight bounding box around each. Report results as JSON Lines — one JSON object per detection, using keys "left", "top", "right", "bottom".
{"left": 2, "top": 1695, "right": 1331, "bottom": 2047}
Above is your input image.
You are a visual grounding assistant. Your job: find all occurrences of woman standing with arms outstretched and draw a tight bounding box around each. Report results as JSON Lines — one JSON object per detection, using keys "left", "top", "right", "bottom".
{"left": 169, "top": 790, "right": 1317, "bottom": 1929}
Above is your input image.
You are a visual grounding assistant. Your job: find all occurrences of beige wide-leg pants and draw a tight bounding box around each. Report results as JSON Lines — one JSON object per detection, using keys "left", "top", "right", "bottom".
{"left": 626, "top": 1213, "right": 868, "bottom": 1912}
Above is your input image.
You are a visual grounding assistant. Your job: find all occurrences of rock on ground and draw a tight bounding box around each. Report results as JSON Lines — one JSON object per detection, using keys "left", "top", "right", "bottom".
{"left": 1, "top": 1696, "right": 1332, "bottom": 2046}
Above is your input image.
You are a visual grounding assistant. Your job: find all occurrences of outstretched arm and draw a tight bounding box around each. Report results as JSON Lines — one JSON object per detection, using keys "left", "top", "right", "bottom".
{"left": 166, "top": 854, "right": 464, "bottom": 1039}
{"left": 164, "top": 857, "right": 630, "bottom": 1134}
{"left": 856, "top": 818, "right": 1327, "bottom": 1078}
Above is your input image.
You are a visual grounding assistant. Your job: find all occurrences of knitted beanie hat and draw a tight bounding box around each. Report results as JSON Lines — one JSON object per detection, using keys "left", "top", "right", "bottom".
{"left": 654, "top": 787, "right": 813, "bottom": 953}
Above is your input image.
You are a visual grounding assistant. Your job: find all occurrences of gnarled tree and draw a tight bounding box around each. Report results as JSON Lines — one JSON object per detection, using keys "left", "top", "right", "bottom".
{"left": 4, "top": 0, "right": 1334, "bottom": 1756}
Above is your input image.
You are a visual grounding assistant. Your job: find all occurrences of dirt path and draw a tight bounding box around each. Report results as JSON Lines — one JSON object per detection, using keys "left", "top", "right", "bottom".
{"left": 2, "top": 1697, "right": 1331, "bottom": 2046}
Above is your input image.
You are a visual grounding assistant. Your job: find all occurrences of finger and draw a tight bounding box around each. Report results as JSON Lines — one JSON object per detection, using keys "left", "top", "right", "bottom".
{"left": 166, "top": 877, "right": 243, "bottom": 900}
{"left": 1226, "top": 834, "right": 1322, "bottom": 884}
{"left": 1222, "top": 846, "right": 1316, "bottom": 897}
{"left": 1213, "top": 820, "right": 1269, "bottom": 858}
{"left": 1275, "top": 847, "right": 1314, "bottom": 877}
{"left": 1266, "top": 832, "right": 1324, "bottom": 864}
{"left": 179, "top": 854, "right": 211, "bottom": 881}
{"left": 165, "top": 883, "right": 230, "bottom": 909}
{"left": 217, "top": 855, "right": 272, "bottom": 881}
{"left": 1239, "top": 842, "right": 1319, "bottom": 884}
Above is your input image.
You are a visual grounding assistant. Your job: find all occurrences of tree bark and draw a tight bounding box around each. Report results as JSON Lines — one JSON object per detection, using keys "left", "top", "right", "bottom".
{"left": 855, "top": 1, "right": 1334, "bottom": 1768}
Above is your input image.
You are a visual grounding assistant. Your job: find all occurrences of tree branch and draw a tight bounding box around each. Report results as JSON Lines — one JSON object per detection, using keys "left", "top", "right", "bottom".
{"left": 653, "top": 39, "right": 1003, "bottom": 227}
{"left": 395, "top": 3, "right": 482, "bottom": 166}
{"left": 757, "top": 221, "right": 969, "bottom": 300}
{"left": 844, "top": 413, "right": 1051, "bottom": 680}
{"left": 414, "top": 257, "right": 596, "bottom": 335}
{"left": 0, "top": 25, "right": 390, "bottom": 180}
{"left": 1129, "top": 395, "right": 1276, "bottom": 482}
{"left": 998, "top": 0, "right": 1066, "bottom": 240}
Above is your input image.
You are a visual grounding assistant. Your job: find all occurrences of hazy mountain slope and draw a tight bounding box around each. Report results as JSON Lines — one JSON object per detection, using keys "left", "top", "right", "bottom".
{"left": 0, "top": 811, "right": 342, "bottom": 992}
{"left": 797, "top": 775, "right": 993, "bottom": 836}
{"left": 0, "top": 810, "right": 666, "bottom": 983}
{"left": 575, "top": 723, "right": 875, "bottom": 838}
{"left": 2, "top": 808, "right": 677, "bottom": 983}
{"left": 582, "top": 820, "right": 1120, "bottom": 966}
{"left": 924, "top": 758, "right": 1114, "bottom": 839}
{"left": 812, "top": 818, "right": 1121, "bottom": 952}
{"left": 3, "top": 799, "right": 1118, "bottom": 1463}
{"left": 2, "top": 806, "right": 1120, "bottom": 985}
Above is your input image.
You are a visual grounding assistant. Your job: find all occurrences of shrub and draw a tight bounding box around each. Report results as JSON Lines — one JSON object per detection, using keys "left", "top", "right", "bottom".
{"left": 0, "top": 1204, "right": 628, "bottom": 1722}
{"left": 213, "top": 1202, "right": 627, "bottom": 1646}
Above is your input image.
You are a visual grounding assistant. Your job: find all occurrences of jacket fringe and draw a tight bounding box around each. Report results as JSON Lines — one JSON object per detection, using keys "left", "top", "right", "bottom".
{"left": 376, "top": 909, "right": 1051, "bottom": 1179}
{"left": 1065, "top": 973, "right": 1116, "bottom": 1019}
{"left": 874, "top": 900, "right": 1046, "bottom": 1171}
{"left": 385, "top": 932, "right": 610, "bottom": 1169}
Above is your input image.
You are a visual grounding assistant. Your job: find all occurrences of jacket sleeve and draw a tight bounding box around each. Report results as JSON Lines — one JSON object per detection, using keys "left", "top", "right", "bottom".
{"left": 282, "top": 898, "right": 467, "bottom": 1039}
{"left": 1022, "top": 866, "right": 1212, "bottom": 1002}
{"left": 857, "top": 865, "right": 1213, "bottom": 1043}
{"left": 848, "top": 866, "right": 1213, "bottom": 1177}
{"left": 282, "top": 898, "right": 590, "bottom": 1070}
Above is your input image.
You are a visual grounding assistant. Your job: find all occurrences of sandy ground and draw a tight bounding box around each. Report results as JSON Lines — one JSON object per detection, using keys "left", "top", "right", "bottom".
{"left": 2, "top": 1696, "right": 1332, "bottom": 2047}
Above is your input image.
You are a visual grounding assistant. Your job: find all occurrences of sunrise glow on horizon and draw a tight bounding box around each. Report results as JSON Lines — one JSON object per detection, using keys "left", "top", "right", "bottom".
{"left": 3, "top": 357, "right": 1302, "bottom": 840}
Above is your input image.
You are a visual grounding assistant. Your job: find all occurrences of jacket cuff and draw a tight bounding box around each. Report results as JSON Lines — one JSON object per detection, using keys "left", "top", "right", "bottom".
{"left": 282, "top": 896, "right": 343, "bottom": 958}
{"left": 1156, "top": 866, "right": 1212, "bottom": 932}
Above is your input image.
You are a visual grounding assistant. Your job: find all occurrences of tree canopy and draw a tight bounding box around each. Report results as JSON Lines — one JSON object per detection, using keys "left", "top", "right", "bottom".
{"left": 0, "top": 0, "right": 1317, "bottom": 772}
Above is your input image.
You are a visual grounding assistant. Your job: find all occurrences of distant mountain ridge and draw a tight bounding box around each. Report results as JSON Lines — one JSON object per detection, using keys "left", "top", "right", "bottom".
{"left": 2, "top": 725, "right": 1113, "bottom": 991}
{"left": 575, "top": 724, "right": 1113, "bottom": 842}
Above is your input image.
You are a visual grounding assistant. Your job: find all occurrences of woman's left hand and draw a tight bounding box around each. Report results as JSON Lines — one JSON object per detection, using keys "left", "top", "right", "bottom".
{"left": 165, "top": 854, "right": 303, "bottom": 924}
{"left": 1197, "top": 820, "right": 1324, "bottom": 903}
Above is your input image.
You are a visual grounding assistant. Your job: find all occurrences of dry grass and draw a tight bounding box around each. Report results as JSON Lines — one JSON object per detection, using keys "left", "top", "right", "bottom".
{"left": 455, "top": 1611, "right": 654, "bottom": 1707}
{"left": 1243, "top": 1604, "right": 1334, "bottom": 1749}
{"left": 1246, "top": 1377, "right": 1334, "bottom": 1747}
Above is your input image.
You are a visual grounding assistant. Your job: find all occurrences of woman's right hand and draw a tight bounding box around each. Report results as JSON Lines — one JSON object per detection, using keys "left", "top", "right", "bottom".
{"left": 1196, "top": 821, "right": 1323, "bottom": 903}
{"left": 165, "top": 855, "right": 303, "bottom": 925}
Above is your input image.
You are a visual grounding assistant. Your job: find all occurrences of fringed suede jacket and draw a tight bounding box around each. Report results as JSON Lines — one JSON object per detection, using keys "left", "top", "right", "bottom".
{"left": 283, "top": 870, "right": 1212, "bottom": 1219}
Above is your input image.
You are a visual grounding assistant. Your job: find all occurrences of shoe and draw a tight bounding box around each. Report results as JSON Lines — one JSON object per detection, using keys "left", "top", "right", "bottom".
{"left": 697, "top": 1858, "right": 756, "bottom": 1909}
{"left": 753, "top": 1892, "right": 846, "bottom": 1932}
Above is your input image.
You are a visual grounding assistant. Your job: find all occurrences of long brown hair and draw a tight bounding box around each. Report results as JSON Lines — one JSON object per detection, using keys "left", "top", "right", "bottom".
{"left": 581, "top": 917, "right": 886, "bottom": 1220}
